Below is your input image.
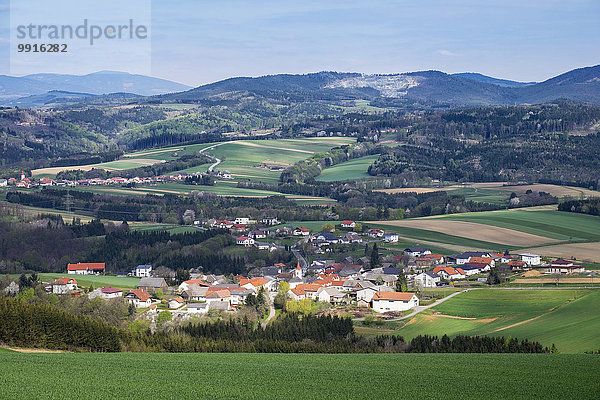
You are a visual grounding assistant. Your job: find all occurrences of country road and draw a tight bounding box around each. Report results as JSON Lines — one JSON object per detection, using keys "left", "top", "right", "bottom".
{"left": 198, "top": 141, "right": 232, "bottom": 172}
{"left": 262, "top": 295, "right": 277, "bottom": 328}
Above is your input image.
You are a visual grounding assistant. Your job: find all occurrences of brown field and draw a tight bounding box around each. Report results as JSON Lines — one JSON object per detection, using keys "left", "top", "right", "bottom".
{"left": 3, "top": 347, "right": 69, "bottom": 353}
{"left": 371, "top": 219, "right": 560, "bottom": 247}
{"left": 375, "top": 182, "right": 600, "bottom": 198}
{"left": 518, "top": 242, "right": 600, "bottom": 263}
{"left": 123, "top": 148, "right": 183, "bottom": 157}
{"left": 513, "top": 277, "right": 599, "bottom": 284}
{"left": 32, "top": 158, "right": 163, "bottom": 176}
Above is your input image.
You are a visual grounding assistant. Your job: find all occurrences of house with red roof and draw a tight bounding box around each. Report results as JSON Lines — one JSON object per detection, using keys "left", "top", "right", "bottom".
{"left": 372, "top": 291, "right": 419, "bottom": 312}
{"left": 169, "top": 297, "right": 185, "bottom": 309}
{"left": 125, "top": 288, "right": 152, "bottom": 308}
{"left": 293, "top": 227, "right": 311, "bottom": 236}
{"left": 52, "top": 277, "right": 78, "bottom": 294}
{"left": 99, "top": 287, "right": 122, "bottom": 299}
{"left": 67, "top": 262, "right": 105, "bottom": 275}
{"left": 236, "top": 236, "right": 255, "bottom": 247}
{"left": 433, "top": 266, "right": 466, "bottom": 280}
{"left": 547, "top": 260, "right": 585, "bottom": 275}
{"left": 340, "top": 220, "right": 356, "bottom": 228}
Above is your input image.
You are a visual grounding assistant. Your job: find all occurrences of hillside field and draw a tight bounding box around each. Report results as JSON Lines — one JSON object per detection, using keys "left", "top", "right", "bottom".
{"left": 315, "top": 155, "right": 379, "bottom": 182}
{"left": 27, "top": 273, "right": 140, "bottom": 289}
{"left": 0, "top": 352, "right": 598, "bottom": 399}
{"left": 359, "top": 289, "right": 600, "bottom": 353}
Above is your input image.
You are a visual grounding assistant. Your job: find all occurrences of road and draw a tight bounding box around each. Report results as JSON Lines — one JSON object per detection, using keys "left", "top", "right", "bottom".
{"left": 198, "top": 141, "right": 232, "bottom": 172}
{"left": 261, "top": 294, "right": 277, "bottom": 328}
{"left": 291, "top": 247, "right": 308, "bottom": 270}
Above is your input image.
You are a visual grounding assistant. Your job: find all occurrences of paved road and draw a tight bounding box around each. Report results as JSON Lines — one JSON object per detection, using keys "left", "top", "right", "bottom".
{"left": 262, "top": 295, "right": 276, "bottom": 328}
{"left": 291, "top": 247, "right": 308, "bottom": 270}
{"left": 198, "top": 142, "right": 232, "bottom": 172}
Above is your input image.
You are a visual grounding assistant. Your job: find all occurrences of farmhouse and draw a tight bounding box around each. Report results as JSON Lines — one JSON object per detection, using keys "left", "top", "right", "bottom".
{"left": 433, "top": 266, "right": 466, "bottom": 280}
{"left": 138, "top": 277, "right": 168, "bottom": 293}
{"left": 546, "top": 260, "right": 585, "bottom": 274}
{"left": 316, "top": 287, "right": 346, "bottom": 304}
{"left": 52, "top": 277, "right": 78, "bottom": 294}
{"left": 181, "top": 285, "right": 209, "bottom": 301}
{"left": 87, "top": 287, "right": 123, "bottom": 300}
{"left": 340, "top": 220, "right": 356, "bottom": 228}
{"left": 169, "top": 297, "right": 185, "bottom": 309}
{"left": 519, "top": 253, "right": 541, "bottom": 266}
{"left": 236, "top": 236, "right": 255, "bottom": 247}
{"left": 371, "top": 291, "right": 419, "bottom": 313}
{"left": 368, "top": 228, "right": 385, "bottom": 238}
{"left": 293, "top": 227, "right": 311, "bottom": 236}
{"left": 178, "top": 279, "right": 209, "bottom": 292}
{"left": 414, "top": 271, "right": 441, "bottom": 288}
{"left": 234, "top": 217, "right": 250, "bottom": 225}
{"left": 186, "top": 303, "right": 209, "bottom": 314}
{"left": 125, "top": 288, "right": 152, "bottom": 308}
{"left": 455, "top": 252, "right": 492, "bottom": 265}
{"left": 383, "top": 232, "right": 399, "bottom": 243}
{"left": 67, "top": 262, "right": 105, "bottom": 275}
{"left": 404, "top": 247, "right": 431, "bottom": 257}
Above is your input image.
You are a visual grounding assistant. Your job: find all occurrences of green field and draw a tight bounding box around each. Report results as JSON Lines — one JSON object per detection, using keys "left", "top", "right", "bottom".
{"left": 391, "top": 289, "right": 600, "bottom": 353}
{"left": 316, "top": 155, "right": 379, "bottom": 182}
{"left": 0, "top": 352, "right": 598, "bottom": 399}
{"left": 29, "top": 273, "right": 140, "bottom": 289}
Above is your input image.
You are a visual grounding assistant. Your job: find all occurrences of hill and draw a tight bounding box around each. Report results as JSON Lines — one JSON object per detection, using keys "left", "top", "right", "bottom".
{"left": 0, "top": 71, "right": 191, "bottom": 102}
{"left": 452, "top": 72, "right": 535, "bottom": 87}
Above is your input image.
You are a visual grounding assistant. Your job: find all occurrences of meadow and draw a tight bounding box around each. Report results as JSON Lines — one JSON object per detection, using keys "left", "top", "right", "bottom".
{"left": 315, "top": 155, "right": 379, "bottom": 182}
{"left": 28, "top": 273, "right": 140, "bottom": 289}
{"left": 0, "top": 352, "right": 598, "bottom": 399}
{"left": 386, "top": 289, "right": 600, "bottom": 353}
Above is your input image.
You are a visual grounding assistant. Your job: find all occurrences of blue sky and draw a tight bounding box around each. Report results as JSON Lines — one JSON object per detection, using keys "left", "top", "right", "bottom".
{"left": 1, "top": 0, "right": 599, "bottom": 86}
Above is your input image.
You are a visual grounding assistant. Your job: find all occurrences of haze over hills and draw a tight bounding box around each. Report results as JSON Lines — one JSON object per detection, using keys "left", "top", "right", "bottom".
{"left": 451, "top": 73, "right": 536, "bottom": 88}
{"left": 0, "top": 71, "right": 192, "bottom": 102}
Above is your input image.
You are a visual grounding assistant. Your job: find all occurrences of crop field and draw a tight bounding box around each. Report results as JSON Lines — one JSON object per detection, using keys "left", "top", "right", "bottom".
{"left": 315, "top": 155, "right": 379, "bottom": 182}
{"left": 0, "top": 352, "right": 598, "bottom": 399}
{"left": 390, "top": 289, "right": 600, "bottom": 353}
{"left": 365, "top": 207, "right": 600, "bottom": 258}
{"left": 375, "top": 182, "right": 600, "bottom": 202}
{"left": 29, "top": 273, "right": 140, "bottom": 289}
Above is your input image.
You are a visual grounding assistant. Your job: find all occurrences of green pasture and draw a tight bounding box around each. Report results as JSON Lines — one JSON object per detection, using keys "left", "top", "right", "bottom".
{"left": 31, "top": 273, "right": 140, "bottom": 289}
{"left": 0, "top": 353, "right": 598, "bottom": 399}
{"left": 316, "top": 155, "right": 379, "bottom": 182}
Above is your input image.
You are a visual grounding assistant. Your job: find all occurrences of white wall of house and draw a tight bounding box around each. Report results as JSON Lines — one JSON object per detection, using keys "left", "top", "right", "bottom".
{"left": 372, "top": 296, "right": 418, "bottom": 312}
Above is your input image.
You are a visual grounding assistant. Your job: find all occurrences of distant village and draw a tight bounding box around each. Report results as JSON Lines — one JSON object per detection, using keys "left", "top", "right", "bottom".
{"left": 39, "top": 218, "right": 589, "bottom": 319}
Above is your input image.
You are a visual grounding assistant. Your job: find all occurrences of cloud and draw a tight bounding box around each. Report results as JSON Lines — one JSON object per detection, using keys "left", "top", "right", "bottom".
{"left": 437, "top": 49, "right": 458, "bottom": 56}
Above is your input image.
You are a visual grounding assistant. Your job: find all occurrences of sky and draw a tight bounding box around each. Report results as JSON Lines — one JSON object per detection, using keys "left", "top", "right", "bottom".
{"left": 0, "top": 0, "right": 599, "bottom": 86}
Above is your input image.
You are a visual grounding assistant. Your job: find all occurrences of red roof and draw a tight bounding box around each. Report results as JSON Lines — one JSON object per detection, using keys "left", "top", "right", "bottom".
{"left": 291, "top": 287, "right": 306, "bottom": 296}
{"left": 67, "top": 262, "right": 105, "bottom": 271}
{"left": 341, "top": 220, "right": 355, "bottom": 225}
{"left": 207, "top": 289, "right": 231, "bottom": 298}
{"left": 372, "top": 292, "right": 416, "bottom": 301}
{"left": 237, "top": 236, "right": 250, "bottom": 241}
{"left": 129, "top": 288, "right": 151, "bottom": 302}
{"left": 53, "top": 277, "right": 76, "bottom": 285}
{"left": 295, "top": 227, "right": 310, "bottom": 232}
{"left": 552, "top": 259, "right": 574, "bottom": 265}
{"left": 295, "top": 284, "right": 320, "bottom": 292}
{"left": 183, "top": 279, "right": 210, "bottom": 287}
{"left": 101, "top": 287, "right": 121, "bottom": 294}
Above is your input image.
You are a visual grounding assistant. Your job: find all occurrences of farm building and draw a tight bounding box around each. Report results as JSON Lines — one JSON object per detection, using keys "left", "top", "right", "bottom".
{"left": 519, "top": 253, "right": 541, "bottom": 266}
{"left": 371, "top": 292, "right": 419, "bottom": 313}
{"left": 52, "top": 277, "right": 78, "bottom": 294}
{"left": 125, "top": 289, "right": 152, "bottom": 308}
{"left": 138, "top": 277, "right": 168, "bottom": 293}
{"left": 67, "top": 262, "right": 105, "bottom": 275}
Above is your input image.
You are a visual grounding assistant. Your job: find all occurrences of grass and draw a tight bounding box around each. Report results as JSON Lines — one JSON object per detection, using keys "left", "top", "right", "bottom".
{"left": 28, "top": 273, "right": 140, "bottom": 289}
{"left": 315, "top": 155, "right": 379, "bottom": 182}
{"left": 390, "top": 289, "right": 600, "bottom": 353}
{"left": 0, "top": 353, "right": 598, "bottom": 399}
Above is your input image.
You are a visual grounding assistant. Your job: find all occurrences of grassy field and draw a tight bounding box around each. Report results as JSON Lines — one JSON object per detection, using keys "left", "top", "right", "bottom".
{"left": 389, "top": 289, "right": 600, "bottom": 353}
{"left": 315, "top": 155, "right": 379, "bottom": 182}
{"left": 0, "top": 352, "right": 598, "bottom": 399}
{"left": 27, "top": 273, "right": 140, "bottom": 289}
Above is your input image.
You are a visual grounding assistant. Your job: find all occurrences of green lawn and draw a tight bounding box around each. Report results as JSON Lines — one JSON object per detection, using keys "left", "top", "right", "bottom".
{"left": 392, "top": 289, "right": 600, "bottom": 353}
{"left": 0, "top": 353, "right": 598, "bottom": 399}
{"left": 316, "top": 155, "right": 379, "bottom": 182}
{"left": 30, "top": 273, "right": 140, "bottom": 289}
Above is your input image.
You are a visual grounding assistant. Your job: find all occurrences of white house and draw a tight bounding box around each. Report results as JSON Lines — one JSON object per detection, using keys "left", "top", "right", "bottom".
{"left": 316, "top": 287, "right": 346, "bottom": 304}
{"left": 293, "top": 227, "right": 311, "bottom": 236}
{"left": 520, "top": 253, "right": 541, "bottom": 266}
{"left": 340, "top": 220, "right": 356, "bottom": 228}
{"left": 262, "top": 217, "right": 280, "bottom": 226}
{"left": 134, "top": 265, "right": 152, "bottom": 278}
{"left": 368, "top": 229, "right": 385, "bottom": 238}
{"left": 125, "top": 289, "right": 152, "bottom": 308}
{"left": 52, "top": 277, "right": 78, "bottom": 294}
{"left": 169, "top": 297, "right": 185, "bottom": 309}
{"left": 236, "top": 236, "right": 255, "bottom": 247}
{"left": 0, "top": 179, "right": 7, "bottom": 187}
{"left": 413, "top": 271, "right": 440, "bottom": 288}
{"left": 356, "top": 286, "right": 393, "bottom": 303}
{"left": 67, "top": 262, "right": 105, "bottom": 275}
{"left": 383, "top": 233, "right": 399, "bottom": 243}
{"left": 234, "top": 217, "right": 250, "bottom": 225}
{"left": 186, "top": 303, "right": 209, "bottom": 314}
{"left": 371, "top": 292, "right": 419, "bottom": 313}
{"left": 404, "top": 247, "right": 431, "bottom": 257}
{"left": 94, "top": 287, "right": 122, "bottom": 299}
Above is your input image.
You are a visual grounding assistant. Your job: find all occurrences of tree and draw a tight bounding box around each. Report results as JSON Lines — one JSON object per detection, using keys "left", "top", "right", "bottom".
{"left": 182, "top": 209, "right": 196, "bottom": 225}
{"left": 157, "top": 310, "right": 172, "bottom": 326}
{"left": 370, "top": 242, "right": 380, "bottom": 268}
{"left": 285, "top": 299, "right": 313, "bottom": 315}
{"left": 321, "top": 223, "right": 335, "bottom": 232}
{"left": 273, "top": 281, "right": 290, "bottom": 310}
{"left": 396, "top": 270, "right": 407, "bottom": 292}
{"left": 487, "top": 268, "right": 501, "bottom": 285}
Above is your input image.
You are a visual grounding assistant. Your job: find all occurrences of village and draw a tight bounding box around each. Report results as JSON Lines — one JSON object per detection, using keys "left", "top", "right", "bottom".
{"left": 39, "top": 217, "right": 590, "bottom": 323}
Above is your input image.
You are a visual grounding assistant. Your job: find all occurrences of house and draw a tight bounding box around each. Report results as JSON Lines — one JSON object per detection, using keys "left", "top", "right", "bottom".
{"left": 138, "top": 277, "right": 168, "bottom": 293}
{"left": 368, "top": 228, "right": 385, "bottom": 238}
{"left": 316, "top": 287, "right": 346, "bottom": 304}
{"left": 262, "top": 217, "right": 280, "bottom": 226}
{"left": 340, "top": 220, "right": 356, "bottom": 228}
{"left": 293, "top": 227, "right": 311, "bottom": 236}
{"left": 181, "top": 285, "right": 209, "bottom": 301}
{"left": 433, "top": 266, "right": 465, "bottom": 280}
{"left": 292, "top": 284, "right": 320, "bottom": 300}
{"left": 255, "top": 241, "right": 277, "bottom": 251}
{"left": 459, "top": 263, "right": 489, "bottom": 275}
{"left": 98, "top": 287, "right": 122, "bottom": 299}
{"left": 455, "top": 252, "right": 492, "bottom": 265}
{"left": 362, "top": 273, "right": 397, "bottom": 287}
{"left": 234, "top": 217, "right": 250, "bottom": 225}
{"left": 290, "top": 287, "right": 307, "bottom": 301}
{"left": 230, "top": 288, "right": 255, "bottom": 306}
{"left": 344, "top": 232, "right": 362, "bottom": 243}
{"left": 178, "top": 279, "right": 209, "bottom": 293}
{"left": 520, "top": 253, "right": 541, "bottom": 266}
{"left": 67, "top": 262, "right": 105, "bottom": 275}
{"left": 169, "top": 297, "right": 185, "bottom": 309}
{"left": 338, "top": 265, "right": 363, "bottom": 278}
{"left": 356, "top": 285, "right": 393, "bottom": 303}
{"left": 491, "top": 253, "right": 513, "bottom": 264}
{"left": 404, "top": 247, "right": 431, "bottom": 257}
{"left": 214, "top": 220, "right": 233, "bottom": 229}
{"left": 52, "top": 277, "right": 78, "bottom": 294}
{"left": 236, "top": 236, "right": 255, "bottom": 247}
{"left": 186, "top": 303, "right": 209, "bottom": 314}
{"left": 134, "top": 265, "right": 152, "bottom": 278}
{"left": 240, "top": 277, "right": 269, "bottom": 291}
{"left": 414, "top": 271, "right": 441, "bottom": 288}
{"left": 0, "top": 179, "right": 7, "bottom": 187}
{"left": 372, "top": 292, "right": 419, "bottom": 313}
{"left": 125, "top": 288, "right": 152, "bottom": 308}
{"left": 314, "top": 232, "right": 338, "bottom": 244}
{"left": 383, "top": 233, "right": 399, "bottom": 243}
{"left": 206, "top": 289, "right": 231, "bottom": 309}
{"left": 469, "top": 257, "right": 495, "bottom": 268}
{"left": 415, "top": 257, "right": 436, "bottom": 268}
{"left": 251, "top": 229, "right": 268, "bottom": 239}
{"left": 508, "top": 260, "right": 527, "bottom": 270}
{"left": 423, "top": 254, "right": 445, "bottom": 264}
{"left": 546, "top": 260, "right": 585, "bottom": 274}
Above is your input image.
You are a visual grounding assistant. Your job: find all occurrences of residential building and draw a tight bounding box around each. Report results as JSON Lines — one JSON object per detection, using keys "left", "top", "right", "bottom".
{"left": 293, "top": 227, "right": 311, "bottom": 236}
{"left": 316, "top": 287, "right": 346, "bottom": 304}
{"left": 169, "top": 297, "right": 185, "bottom": 309}
{"left": 340, "top": 220, "right": 356, "bottom": 228}
{"left": 126, "top": 289, "right": 152, "bottom": 308}
{"left": 383, "top": 233, "right": 399, "bottom": 243}
{"left": 236, "top": 236, "right": 255, "bottom": 247}
{"left": 134, "top": 264, "right": 152, "bottom": 278}
{"left": 67, "top": 262, "right": 105, "bottom": 275}
{"left": 52, "top": 277, "right": 78, "bottom": 294}
{"left": 371, "top": 292, "right": 419, "bottom": 313}
{"left": 414, "top": 271, "right": 440, "bottom": 288}
{"left": 520, "top": 253, "right": 541, "bottom": 266}
{"left": 404, "top": 247, "right": 432, "bottom": 257}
